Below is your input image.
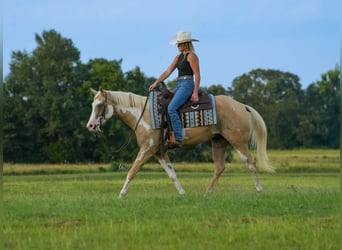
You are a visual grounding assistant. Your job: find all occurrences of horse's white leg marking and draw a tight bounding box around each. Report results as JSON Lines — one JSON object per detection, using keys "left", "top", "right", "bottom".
{"left": 237, "top": 150, "right": 263, "bottom": 192}
{"left": 119, "top": 177, "right": 131, "bottom": 198}
{"left": 136, "top": 144, "right": 153, "bottom": 161}
{"left": 236, "top": 150, "right": 247, "bottom": 162}
{"left": 119, "top": 143, "right": 157, "bottom": 198}
{"left": 159, "top": 159, "right": 185, "bottom": 195}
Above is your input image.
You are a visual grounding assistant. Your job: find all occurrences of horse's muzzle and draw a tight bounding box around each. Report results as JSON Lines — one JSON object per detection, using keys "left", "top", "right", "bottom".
{"left": 87, "top": 122, "right": 101, "bottom": 132}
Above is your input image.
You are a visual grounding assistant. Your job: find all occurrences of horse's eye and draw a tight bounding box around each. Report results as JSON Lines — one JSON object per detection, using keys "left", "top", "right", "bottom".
{"left": 95, "top": 103, "right": 105, "bottom": 117}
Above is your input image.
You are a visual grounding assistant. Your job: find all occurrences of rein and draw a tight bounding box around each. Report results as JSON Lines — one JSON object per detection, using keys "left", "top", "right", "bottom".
{"left": 113, "top": 91, "right": 150, "bottom": 153}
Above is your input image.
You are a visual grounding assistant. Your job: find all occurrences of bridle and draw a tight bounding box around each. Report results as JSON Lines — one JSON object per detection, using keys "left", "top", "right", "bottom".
{"left": 97, "top": 91, "right": 108, "bottom": 130}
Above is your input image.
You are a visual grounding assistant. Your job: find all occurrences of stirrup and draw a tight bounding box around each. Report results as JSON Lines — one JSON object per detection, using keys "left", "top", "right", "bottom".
{"left": 168, "top": 140, "right": 182, "bottom": 149}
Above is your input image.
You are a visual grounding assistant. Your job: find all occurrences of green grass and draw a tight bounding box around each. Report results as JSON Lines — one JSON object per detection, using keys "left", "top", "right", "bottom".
{"left": 3, "top": 171, "right": 340, "bottom": 250}
{"left": 3, "top": 149, "right": 340, "bottom": 175}
{"left": 3, "top": 150, "right": 340, "bottom": 249}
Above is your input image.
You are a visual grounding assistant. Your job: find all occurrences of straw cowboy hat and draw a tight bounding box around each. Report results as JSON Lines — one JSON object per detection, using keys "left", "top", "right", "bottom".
{"left": 169, "top": 31, "right": 199, "bottom": 45}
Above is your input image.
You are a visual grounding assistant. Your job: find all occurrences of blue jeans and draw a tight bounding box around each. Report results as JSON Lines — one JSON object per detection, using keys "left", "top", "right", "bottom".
{"left": 167, "top": 79, "right": 194, "bottom": 142}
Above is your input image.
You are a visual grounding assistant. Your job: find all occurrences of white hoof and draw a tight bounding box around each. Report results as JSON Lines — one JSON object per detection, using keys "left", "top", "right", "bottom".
{"left": 256, "top": 186, "right": 263, "bottom": 192}
{"left": 118, "top": 192, "right": 126, "bottom": 199}
{"left": 179, "top": 189, "right": 186, "bottom": 195}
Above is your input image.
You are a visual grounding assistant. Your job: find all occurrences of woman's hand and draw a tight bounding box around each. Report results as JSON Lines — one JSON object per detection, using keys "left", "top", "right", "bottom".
{"left": 149, "top": 82, "right": 158, "bottom": 92}
{"left": 191, "top": 91, "right": 199, "bottom": 103}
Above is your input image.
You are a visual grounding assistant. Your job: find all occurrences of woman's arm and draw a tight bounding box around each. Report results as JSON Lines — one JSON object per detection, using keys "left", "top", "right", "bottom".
{"left": 149, "top": 55, "right": 179, "bottom": 91}
{"left": 188, "top": 52, "right": 201, "bottom": 103}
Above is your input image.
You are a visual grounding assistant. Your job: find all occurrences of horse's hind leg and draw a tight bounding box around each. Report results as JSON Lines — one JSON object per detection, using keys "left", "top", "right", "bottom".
{"left": 236, "top": 145, "right": 263, "bottom": 192}
{"left": 206, "top": 135, "right": 228, "bottom": 194}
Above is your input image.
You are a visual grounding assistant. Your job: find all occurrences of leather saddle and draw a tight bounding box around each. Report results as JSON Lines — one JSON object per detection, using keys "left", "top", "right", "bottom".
{"left": 157, "top": 83, "right": 211, "bottom": 114}
{"left": 155, "top": 82, "right": 213, "bottom": 155}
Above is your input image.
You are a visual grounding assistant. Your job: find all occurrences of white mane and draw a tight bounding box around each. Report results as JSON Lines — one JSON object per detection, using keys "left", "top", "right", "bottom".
{"left": 105, "top": 91, "right": 147, "bottom": 109}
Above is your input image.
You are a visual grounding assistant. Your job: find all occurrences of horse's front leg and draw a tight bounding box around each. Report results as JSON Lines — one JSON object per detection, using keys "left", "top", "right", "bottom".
{"left": 155, "top": 153, "right": 185, "bottom": 195}
{"left": 119, "top": 178, "right": 131, "bottom": 198}
{"left": 118, "top": 145, "right": 156, "bottom": 198}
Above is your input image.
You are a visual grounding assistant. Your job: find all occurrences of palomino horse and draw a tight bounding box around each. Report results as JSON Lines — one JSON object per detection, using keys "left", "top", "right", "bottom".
{"left": 87, "top": 88, "right": 274, "bottom": 198}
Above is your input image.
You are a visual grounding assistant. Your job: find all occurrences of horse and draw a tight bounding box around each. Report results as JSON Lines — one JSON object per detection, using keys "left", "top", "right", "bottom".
{"left": 86, "top": 88, "right": 274, "bottom": 198}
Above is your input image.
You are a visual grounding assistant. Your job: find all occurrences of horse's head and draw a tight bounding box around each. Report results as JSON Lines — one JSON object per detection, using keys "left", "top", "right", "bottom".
{"left": 86, "top": 88, "right": 114, "bottom": 132}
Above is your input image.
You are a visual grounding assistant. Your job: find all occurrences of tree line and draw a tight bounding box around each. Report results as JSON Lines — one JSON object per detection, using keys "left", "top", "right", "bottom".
{"left": 3, "top": 30, "right": 340, "bottom": 163}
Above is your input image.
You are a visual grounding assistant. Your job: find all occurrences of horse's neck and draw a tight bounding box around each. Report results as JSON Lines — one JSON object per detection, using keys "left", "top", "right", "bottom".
{"left": 109, "top": 91, "right": 146, "bottom": 129}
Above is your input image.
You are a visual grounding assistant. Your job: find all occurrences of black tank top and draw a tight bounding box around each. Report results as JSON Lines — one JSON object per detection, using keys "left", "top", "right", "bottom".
{"left": 177, "top": 53, "right": 193, "bottom": 76}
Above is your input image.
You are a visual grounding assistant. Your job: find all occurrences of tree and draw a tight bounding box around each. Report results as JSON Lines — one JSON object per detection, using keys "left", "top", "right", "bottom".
{"left": 316, "top": 66, "right": 340, "bottom": 148}
{"left": 3, "top": 50, "right": 39, "bottom": 162}
{"left": 205, "top": 84, "right": 228, "bottom": 95}
{"left": 125, "top": 66, "right": 151, "bottom": 95}
{"left": 228, "top": 69, "right": 304, "bottom": 149}
{"left": 3, "top": 29, "right": 339, "bottom": 163}
{"left": 4, "top": 30, "right": 82, "bottom": 162}
{"left": 84, "top": 58, "right": 125, "bottom": 90}
{"left": 297, "top": 66, "right": 340, "bottom": 148}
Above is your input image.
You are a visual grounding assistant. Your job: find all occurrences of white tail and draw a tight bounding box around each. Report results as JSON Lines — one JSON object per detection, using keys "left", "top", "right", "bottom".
{"left": 247, "top": 105, "right": 275, "bottom": 173}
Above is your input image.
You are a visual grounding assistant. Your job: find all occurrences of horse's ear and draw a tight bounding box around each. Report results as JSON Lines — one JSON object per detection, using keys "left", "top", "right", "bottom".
{"left": 99, "top": 87, "right": 106, "bottom": 97}
{"left": 90, "top": 88, "right": 97, "bottom": 96}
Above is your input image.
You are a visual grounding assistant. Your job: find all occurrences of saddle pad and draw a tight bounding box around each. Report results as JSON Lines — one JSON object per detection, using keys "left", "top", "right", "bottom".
{"left": 149, "top": 91, "right": 163, "bottom": 129}
{"left": 149, "top": 91, "right": 217, "bottom": 129}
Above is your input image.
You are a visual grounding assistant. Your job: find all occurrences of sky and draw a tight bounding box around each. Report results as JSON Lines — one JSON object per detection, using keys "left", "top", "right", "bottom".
{"left": 3, "top": 0, "right": 341, "bottom": 89}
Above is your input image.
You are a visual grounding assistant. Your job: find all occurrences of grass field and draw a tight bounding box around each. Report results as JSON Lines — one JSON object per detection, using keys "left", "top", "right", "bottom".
{"left": 2, "top": 149, "right": 341, "bottom": 250}
{"left": 3, "top": 149, "right": 340, "bottom": 175}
